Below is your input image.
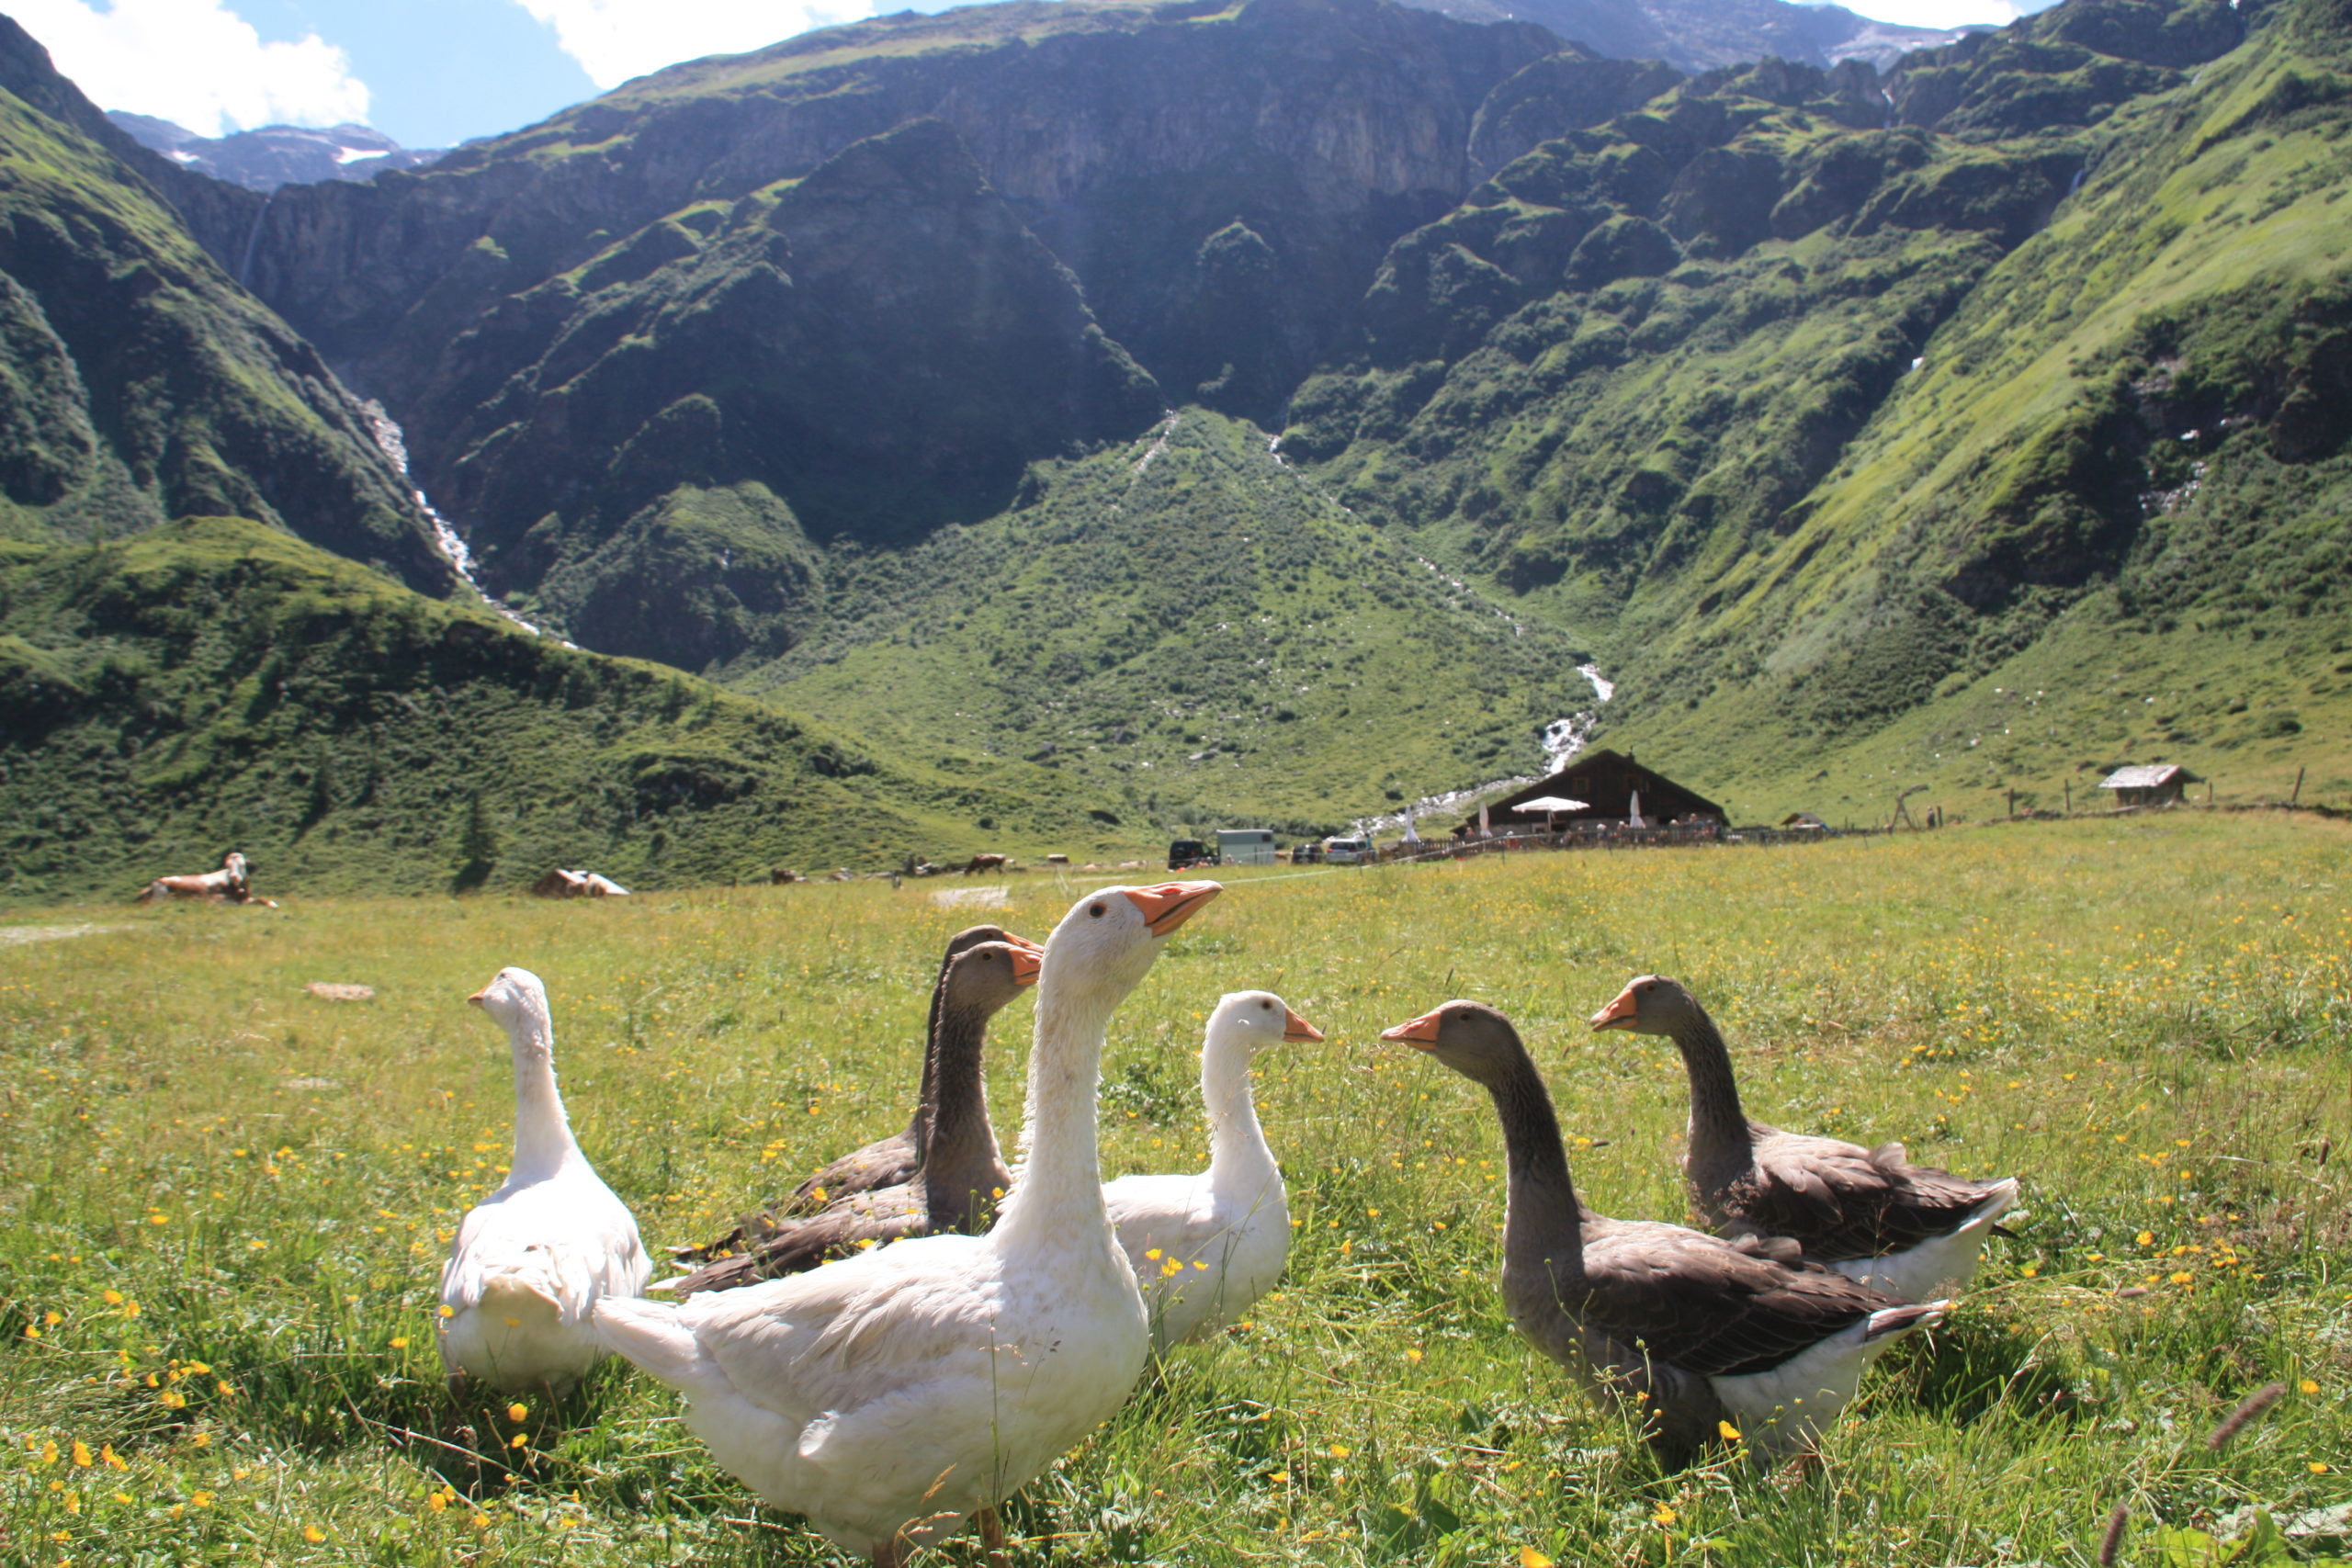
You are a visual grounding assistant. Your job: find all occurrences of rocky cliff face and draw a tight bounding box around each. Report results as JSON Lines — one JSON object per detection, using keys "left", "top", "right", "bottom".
{"left": 423, "top": 118, "right": 1163, "bottom": 668}
{"left": 238, "top": 0, "right": 1559, "bottom": 431}
{"left": 0, "top": 22, "right": 446, "bottom": 589}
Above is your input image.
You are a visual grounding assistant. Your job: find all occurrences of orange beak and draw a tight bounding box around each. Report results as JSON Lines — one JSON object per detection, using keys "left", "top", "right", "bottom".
{"left": 1380, "top": 1010, "right": 1444, "bottom": 1048}
{"left": 467, "top": 988, "right": 490, "bottom": 1009}
{"left": 1003, "top": 932, "right": 1045, "bottom": 955}
{"left": 1121, "top": 881, "right": 1222, "bottom": 937}
{"left": 1590, "top": 985, "right": 1640, "bottom": 1032}
{"left": 1283, "top": 1007, "right": 1324, "bottom": 1043}
{"left": 1009, "top": 946, "right": 1042, "bottom": 987}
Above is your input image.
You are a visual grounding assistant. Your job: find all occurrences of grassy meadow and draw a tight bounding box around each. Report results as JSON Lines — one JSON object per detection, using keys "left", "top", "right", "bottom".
{"left": 1, "top": 812, "right": 2346, "bottom": 1565}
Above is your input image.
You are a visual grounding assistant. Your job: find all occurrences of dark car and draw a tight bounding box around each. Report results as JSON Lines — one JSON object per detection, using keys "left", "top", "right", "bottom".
{"left": 1168, "top": 839, "right": 1216, "bottom": 871}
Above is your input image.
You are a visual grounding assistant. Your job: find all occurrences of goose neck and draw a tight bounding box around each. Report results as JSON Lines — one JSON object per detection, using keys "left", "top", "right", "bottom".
{"left": 1483, "top": 1049, "right": 1588, "bottom": 1285}
{"left": 1668, "top": 1013, "right": 1751, "bottom": 1156}
{"left": 920, "top": 998, "right": 1008, "bottom": 1230}
{"left": 908, "top": 965, "right": 953, "bottom": 1157}
{"left": 1202, "top": 1037, "right": 1275, "bottom": 1194}
{"left": 989, "top": 976, "right": 1115, "bottom": 1253}
{"left": 508, "top": 1013, "right": 582, "bottom": 1179}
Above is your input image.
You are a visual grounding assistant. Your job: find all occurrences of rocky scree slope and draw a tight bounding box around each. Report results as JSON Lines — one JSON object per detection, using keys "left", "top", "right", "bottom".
{"left": 0, "top": 21, "right": 446, "bottom": 590}
{"left": 1415, "top": 0, "right": 1970, "bottom": 74}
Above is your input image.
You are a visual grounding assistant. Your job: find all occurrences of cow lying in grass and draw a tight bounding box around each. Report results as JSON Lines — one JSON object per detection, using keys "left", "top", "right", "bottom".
{"left": 138, "top": 852, "right": 258, "bottom": 904}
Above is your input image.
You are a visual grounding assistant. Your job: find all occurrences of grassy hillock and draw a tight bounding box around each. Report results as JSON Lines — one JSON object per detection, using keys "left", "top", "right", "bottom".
{"left": 744, "top": 408, "right": 1600, "bottom": 829}
{"left": 0, "top": 517, "right": 1141, "bottom": 905}
{"left": 0, "top": 33, "right": 445, "bottom": 590}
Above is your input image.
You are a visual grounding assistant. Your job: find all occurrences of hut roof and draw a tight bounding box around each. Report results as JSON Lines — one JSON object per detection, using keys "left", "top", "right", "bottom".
{"left": 2098, "top": 763, "right": 2198, "bottom": 790}
{"left": 1460, "top": 749, "right": 1724, "bottom": 833}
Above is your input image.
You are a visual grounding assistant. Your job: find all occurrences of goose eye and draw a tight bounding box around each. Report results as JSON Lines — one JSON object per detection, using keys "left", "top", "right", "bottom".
{"left": 1088, "top": 902, "right": 1106, "bottom": 918}
{"left": 1260, "top": 999, "right": 1272, "bottom": 1010}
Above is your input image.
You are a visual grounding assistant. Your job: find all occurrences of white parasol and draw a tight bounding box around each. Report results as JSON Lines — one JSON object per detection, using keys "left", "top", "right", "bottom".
{"left": 1512, "top": 795, "right": 1589, "bottom": 831}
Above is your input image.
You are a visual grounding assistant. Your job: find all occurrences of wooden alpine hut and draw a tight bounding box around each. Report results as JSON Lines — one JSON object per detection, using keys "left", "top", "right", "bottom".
{"left": 1455, "top": 749, "right": 1724, "bottom": 836}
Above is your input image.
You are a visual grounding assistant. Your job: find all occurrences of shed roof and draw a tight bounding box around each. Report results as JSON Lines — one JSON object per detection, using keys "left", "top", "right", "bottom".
{"left": 2098, "top": 763, "right": 2198, "bottom": 790}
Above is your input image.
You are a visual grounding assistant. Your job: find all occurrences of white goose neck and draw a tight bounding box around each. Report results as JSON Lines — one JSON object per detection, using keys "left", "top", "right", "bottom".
{"left": 1202, "top": 1035, "right": 1276, "bottom": 1197}
{"left": 506, "top": 1007, "right": 582, "bottom": 1180}
{"left": 989, "top": 970, "right": 1116, "bottom": 1255}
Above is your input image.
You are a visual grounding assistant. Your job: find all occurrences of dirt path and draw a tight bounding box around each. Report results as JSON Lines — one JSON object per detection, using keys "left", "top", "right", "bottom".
{"left": 0, "top": 922, "right": 125, "bottom": 947}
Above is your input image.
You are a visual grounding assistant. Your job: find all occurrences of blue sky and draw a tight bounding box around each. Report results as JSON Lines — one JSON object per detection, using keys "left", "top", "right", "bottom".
{"left": 10, "top": 0, "right": 2024, "bottom": 150}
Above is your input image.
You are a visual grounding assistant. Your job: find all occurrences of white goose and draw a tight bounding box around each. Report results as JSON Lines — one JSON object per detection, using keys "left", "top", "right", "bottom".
{"left": 1106, "top": 990, "right": 1319, "bottom": 1351}
{"left": 592, "top": 882, "right": 1223, "bottom": 1567}
{"left": 439, "top": 967, "right": 650, "bottom": 1395}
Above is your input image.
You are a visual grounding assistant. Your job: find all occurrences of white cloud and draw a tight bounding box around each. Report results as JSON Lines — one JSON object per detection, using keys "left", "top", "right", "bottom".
{"left": 10, "top": 0, "right": 368, "bottom": 137}
{"left": 1831, "top": 0, "right": 2021, "bottom": 29}
{"left": 509, "top": 0, "right": 872, "bottom": 90}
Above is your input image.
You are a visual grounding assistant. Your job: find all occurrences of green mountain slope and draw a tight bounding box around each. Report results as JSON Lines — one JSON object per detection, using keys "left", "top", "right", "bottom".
{"left": 744, "top": 408, "right": 1600, "bottom": 826}
{"left": 0, "top": 24, "right": 446, "bottom": 590}
{"left": 0, "top": 517, "right": 1125, "bottom": 903}
{"left": 1286, "top": 0, "right": 2351, "bottom": 818}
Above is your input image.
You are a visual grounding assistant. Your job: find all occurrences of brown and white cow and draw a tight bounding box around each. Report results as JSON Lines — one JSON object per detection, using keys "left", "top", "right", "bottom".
{"left": 138, "top": 852, "right": 252, "bottom": 904}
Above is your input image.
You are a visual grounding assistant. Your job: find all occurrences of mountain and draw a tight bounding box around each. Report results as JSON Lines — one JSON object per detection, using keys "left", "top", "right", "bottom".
{"left": 105, "top": 113, "right": 446, "bottom": 192}
{"left": 0, "top": 0, "right": 2347, "bottom": 904}
{"left": 1288, "top": 0, "right": 2347, "bottom": 817}
{"left": 0, "top": 20, "right": 448, "bottom": 590}
{"left": 735, "top": 407, "right": 1604, "bottom": 826}
{"left": 1410, "top": 0, "right": 1973, "bottom": 73}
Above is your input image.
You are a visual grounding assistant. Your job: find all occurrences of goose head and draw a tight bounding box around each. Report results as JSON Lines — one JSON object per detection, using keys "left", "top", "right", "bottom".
{"left": 945, "top": 923, "right": 1042, "bottom": 962}
{"left": 943, "top": 939, "right": 1043, "bottom": 1014}
{"left": 1208, "top": 990, "right": 1323, "bottom": 1056}
{"left": 1041, "top": 881, "right": 1221, "bottom": 1003}
{"left": 1381, "top": 998, "right": 1524, "bottom": 1089}
{"left": 469, "top": 966, "right": 552, "bottom": 1048}
{"left": 1589, "top": 974, "right": 1701, "bottom": 1036}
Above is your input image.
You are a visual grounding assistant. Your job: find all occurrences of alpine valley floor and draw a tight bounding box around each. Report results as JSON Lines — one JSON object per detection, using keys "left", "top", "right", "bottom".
{"left": 0, "top": 812, "right": 2345, "bottom": 1565}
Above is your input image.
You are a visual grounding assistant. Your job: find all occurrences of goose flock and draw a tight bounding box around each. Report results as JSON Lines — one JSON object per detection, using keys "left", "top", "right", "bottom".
{"left": 439, "top": 883, "right": 2021, "bottom": 1564}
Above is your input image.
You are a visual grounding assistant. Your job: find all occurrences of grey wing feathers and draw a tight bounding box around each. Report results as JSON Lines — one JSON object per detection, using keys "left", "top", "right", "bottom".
{"left": 1735, "top": 1130, "right": 2011, "bottom": 1261}
{"left": 671, "top": 1186, "right": 930, "bottom": 1297}
{"left": 1574, "top": 1222, "right": 1889, "bottom": 1378}
{"left": 672, "top": 1134, "right": 919, "bottom": 1264}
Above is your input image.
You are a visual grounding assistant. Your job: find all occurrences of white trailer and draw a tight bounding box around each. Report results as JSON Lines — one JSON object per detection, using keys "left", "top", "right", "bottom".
{"left": 1216, "top": 828, "right": 1278, "bottom": 866}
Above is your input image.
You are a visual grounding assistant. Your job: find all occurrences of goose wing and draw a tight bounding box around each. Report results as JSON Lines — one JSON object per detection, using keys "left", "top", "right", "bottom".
{"left": 671, "top": 1185, "right": 930, "bottom": 1296}
{"left": 682, "top": 1235, "right": 1004, "bottom": 1424}
{"left": 1734, "top": 1129, "right": 2008, "bottom": 1259}
{"left": 1572, "top": 1220, "right": 1888, "bottom": 1377}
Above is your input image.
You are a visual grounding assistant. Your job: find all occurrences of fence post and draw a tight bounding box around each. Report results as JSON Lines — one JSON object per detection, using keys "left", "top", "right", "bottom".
{"left": 2291, "top": 765, "right": 2304, "bottom": 807}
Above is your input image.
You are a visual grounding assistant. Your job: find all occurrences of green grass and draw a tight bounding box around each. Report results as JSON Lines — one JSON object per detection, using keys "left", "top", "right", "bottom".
{"left": 1, "top": 814, "right": 2346, "bottom": 1563}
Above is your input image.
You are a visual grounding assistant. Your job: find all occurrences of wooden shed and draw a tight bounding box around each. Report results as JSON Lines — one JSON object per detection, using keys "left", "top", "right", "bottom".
{"left": 1457, "top": 750, "right": 1725, "bottom": 835}
{"left": 2097, "top": 763, "right": 2199, "bottom": 807}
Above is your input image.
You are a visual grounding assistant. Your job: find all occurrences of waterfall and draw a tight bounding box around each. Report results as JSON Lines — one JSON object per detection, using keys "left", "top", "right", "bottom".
{"left": 361, "top": 401, "right": 566, "bottom": 644}
{"left": 236, "top": 190, "right": 275, "bottom": 290}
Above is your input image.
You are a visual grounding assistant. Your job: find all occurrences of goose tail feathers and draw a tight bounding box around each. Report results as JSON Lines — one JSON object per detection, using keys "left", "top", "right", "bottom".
{"left": 591, "top": 1296, "right": 715, "bottom": 1393}
{"left": 1959, "top": 1178, "right": 2022, "bottom": 1235}
{"left": 1861, "top": 1299, "right": 1949, "bottom": 1343}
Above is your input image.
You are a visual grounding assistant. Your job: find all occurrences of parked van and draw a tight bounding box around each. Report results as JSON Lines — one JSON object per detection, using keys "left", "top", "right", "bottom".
{"left": 1322, "top": 836, "right": 1374, "bottom": 864}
